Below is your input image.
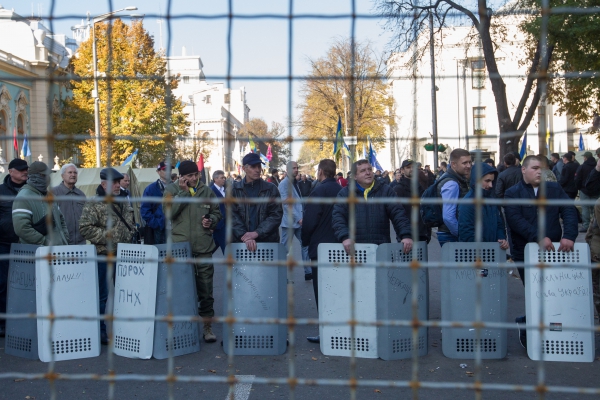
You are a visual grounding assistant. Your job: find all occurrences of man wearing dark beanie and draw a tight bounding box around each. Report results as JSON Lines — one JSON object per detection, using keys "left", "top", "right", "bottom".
{"left": 164, "top": 160, "right": 222, "bottom": 342}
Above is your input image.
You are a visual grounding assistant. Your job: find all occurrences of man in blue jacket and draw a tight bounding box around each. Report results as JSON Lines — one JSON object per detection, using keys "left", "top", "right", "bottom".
{"left": 301, "top": 159, "right": 342, "bottom": 343}
{"left": 210, "top": 170, "right": 227, "bottom": 254}
{"left": 332, "top": 159, "right": 413, "bottom": 254}
{"left": 505, "top": 155, "right": 578, "bottom": 284}
{"left": 140, "top": 161, "right": 169, "bottom": 244}
{"left": 458, "top": 162, "right": 508, "bottom": 249}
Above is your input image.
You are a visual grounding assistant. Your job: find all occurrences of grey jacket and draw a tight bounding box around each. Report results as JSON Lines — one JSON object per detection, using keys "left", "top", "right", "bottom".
{"left": 278, "top": 177, "right": 303, "bottom": 228}
{"left": 51, "top": 183, "right": 87, "bottom": 245}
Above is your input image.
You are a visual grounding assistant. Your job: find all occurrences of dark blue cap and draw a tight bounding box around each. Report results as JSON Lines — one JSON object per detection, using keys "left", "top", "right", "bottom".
{"left": 100, "top": 167, "right": 124, "bottom": 181}
{"left": 242, "top": 152, "right": 262, "bottom": 166}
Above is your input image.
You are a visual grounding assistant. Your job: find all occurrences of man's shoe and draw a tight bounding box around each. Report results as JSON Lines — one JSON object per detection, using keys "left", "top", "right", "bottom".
{"left": 305, "top": 273, "right": 313, "bottom": 281}
{"left": 307, "top": 335, "right": 320, "bottom": 343}
{"left": 101, "top": 330, "right": 109, "bottom": 345}
{"left": 0, "top": 325, "right": 5, "bottom": 338}
{"left": 203, "top": 323, "right": 217, "bottom": 343}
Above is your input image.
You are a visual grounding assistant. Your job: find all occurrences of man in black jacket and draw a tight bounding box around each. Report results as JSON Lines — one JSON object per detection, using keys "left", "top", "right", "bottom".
{"left": 559, "top": 152, "right": 579, "bottom": 199}
{"left": 301, "top": 159, "right": 342, "bottom": 344}
{"left": 231, "top": 153, "right": 283, "bottom": 251}
{"left": 0, "top": 159, "right": 28, "bottom": 337}
{"left": 297, "top": 174, "right": 312, "bottom": 197}
{"left": 495, "top": 153, "right": 522, "bottom": 198}
{"left": 394, "top": 160, "right": 430, "bottom": 242}
{"left": 575, "top": 152, "right": 599, "bottom": 232}
{"left": 505, "top": 155, "right": 578, "bottom": 284}
{"left": 332, "top": 159, "right": 413, "bottom": 254}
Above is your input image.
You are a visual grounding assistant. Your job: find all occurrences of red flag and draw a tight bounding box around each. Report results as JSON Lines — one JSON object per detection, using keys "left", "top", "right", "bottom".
{"left": 266, "top": 144, "right": 273, "bottom": 161}
{"left": 197, "top": 154, "right": 206, "bottom": 184}
{"left": 13, "top": 126, "right": 18, "bottom": 158}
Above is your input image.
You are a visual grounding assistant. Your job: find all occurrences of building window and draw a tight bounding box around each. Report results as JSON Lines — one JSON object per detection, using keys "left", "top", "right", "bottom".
{"left": 206, "top": 95, "right": 211, "bottom": 104}
{"left": 471, "top": 59, "right": 485, "bottom": 89}
{"left": 182, "top": 76, "right": 190, "bottom": 84}
{"left": 224, "top": 93, "right": 230, "bottom": 104}
{"left": 17, "top": 114, "right": 24, "bottom": 134}
{"left": 473, "top": 107, "right": 486, "bottom": 135}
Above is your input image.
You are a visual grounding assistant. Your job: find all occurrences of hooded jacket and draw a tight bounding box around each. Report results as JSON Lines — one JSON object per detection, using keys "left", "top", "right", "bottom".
{"left": 164, "top": 179, "right": 221, "bottom": 255}
{"left": 575, "top": 156, "right": 599, "bottom": 196}
{"left": 332, "top": 179, "right": 411, "bottom": 244}
{"left": 79, "top": 185, "right": 134, "bottom": 255}
{"left": 458, "top": 163, "right": 506, "bottom": 243}
{"left": 12, "top": 183, "right": 69, "bottom": 246}
{"left": 0, "top": 174, "right": 25, "bottom": 245}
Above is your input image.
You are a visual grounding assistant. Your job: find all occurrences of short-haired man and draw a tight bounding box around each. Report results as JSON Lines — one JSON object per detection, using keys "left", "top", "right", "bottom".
{"left": 297, "top": 173, "right": 312, "bottom": 197}
{"left": 268, "top": 168, "right": 280, "bottom": 187}
{"left": 51, "top": 163, "right": 86, "bottom": 245}
{"left": 141, "top": 161, "right": 169, "bottom": 244}
{"left": 13, "top": 161, "right": 69, "bottom": 246}
{"left": 436, "top": 148, "right": 472, "bottom": 246}
{"left": 0, "top": 159, "right": 28, "bottom": 337}
{"left": 436, "top": 162, "right": 447, "bottom": 179}
{"left": 389, "top": 170, "right": 402, "bottom": 189}
{"left": 505, "top": 155, "right": 578, "bottom": 284}
{"left": 279, "top": 161, "right": 311, "bottom": 279}
{"left": 302, "top": 159, "right": 342, "bottom": 343}
{"left": 80, "top": 167, "right": 134, "bottom": 344}
{"left": 394, "top": 159, "right": 430, "bottom": 242}
{"left": 231, "top": 153, "right": 283, "bottom": 252}
{"left": 210, "top": 170, "right": 227, "bottom": 254}
{"left": 575, "top": 152, "right": 600, "bottom": 232}
{"left": 164, "top": 160, "right": 222, "bottom": 342}
{"left": 332, "top": 159, "right": 413, "bottom": 255}
{"left": 120, "top": 173, "right": 131, "bottom": 192}
{"left": 495, "top": 152, "right": 522, "bottom": 198}
{"left": 550, "top": 153, "right": 563, "bottom": 180}
{"left": 559, "top": 152, "right": 579, "bottom": 199}
{"left": 336, "top": 172, "right": 348, "bottom": 188}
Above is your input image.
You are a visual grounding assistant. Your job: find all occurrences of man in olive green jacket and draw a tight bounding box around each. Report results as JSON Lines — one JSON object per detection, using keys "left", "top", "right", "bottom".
{"left": 12, "top": 161, "right": 69, "bottom": 246}
{"left": 164, "top": 160, "right": 222, "bottom": 342}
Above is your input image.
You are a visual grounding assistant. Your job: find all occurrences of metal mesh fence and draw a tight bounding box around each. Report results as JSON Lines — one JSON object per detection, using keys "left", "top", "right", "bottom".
{"left": 0, "top": 0, "right": 599, "bottom": 399}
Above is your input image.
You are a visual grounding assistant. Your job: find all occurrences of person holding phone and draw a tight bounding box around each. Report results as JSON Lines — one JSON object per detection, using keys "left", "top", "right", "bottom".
{"left": 164, "top": 160, "right": 222, "bottom": 343}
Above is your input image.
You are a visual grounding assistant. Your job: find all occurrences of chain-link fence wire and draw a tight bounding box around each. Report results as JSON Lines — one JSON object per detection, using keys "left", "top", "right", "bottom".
{"left": 1, "top": 0, "right": 600, "bottom": 399}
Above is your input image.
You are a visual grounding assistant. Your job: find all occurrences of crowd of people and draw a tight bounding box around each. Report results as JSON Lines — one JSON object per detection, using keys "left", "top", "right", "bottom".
{"left": 0, "top": 147, "right": 598, "bottom": 350}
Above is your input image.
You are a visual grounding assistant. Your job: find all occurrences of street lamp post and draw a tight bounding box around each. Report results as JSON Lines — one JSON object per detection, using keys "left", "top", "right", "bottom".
{"left": 89, "top": 6, "right": 137, "bottom": 167}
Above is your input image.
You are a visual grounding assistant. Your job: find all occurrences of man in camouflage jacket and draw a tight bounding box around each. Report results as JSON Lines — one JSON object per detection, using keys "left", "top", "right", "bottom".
{"left": 79, "top": 168, "right": 134, "bottom": 344}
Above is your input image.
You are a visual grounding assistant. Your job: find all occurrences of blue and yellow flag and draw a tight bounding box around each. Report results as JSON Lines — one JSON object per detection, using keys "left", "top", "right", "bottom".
{"left": 332, "top": 117, "right": 342, "bottom": 160}
{"left": 121, "top": 149, "right": 138, "bottom": 167}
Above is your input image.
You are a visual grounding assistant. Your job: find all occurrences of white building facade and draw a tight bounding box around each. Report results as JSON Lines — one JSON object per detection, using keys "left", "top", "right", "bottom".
{"left": 167, "top": 50, "right": 249, "bottom": 172}
{"left": 0, "top": 6, "right": 74, "bottom": 171}
{"left": 384, "top": 16, "right": 599, "bottom": 170}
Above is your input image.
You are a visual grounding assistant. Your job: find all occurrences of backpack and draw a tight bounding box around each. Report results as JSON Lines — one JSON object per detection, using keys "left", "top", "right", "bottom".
{"left": 420, "top": 173, "right": 457, "bottom": 228}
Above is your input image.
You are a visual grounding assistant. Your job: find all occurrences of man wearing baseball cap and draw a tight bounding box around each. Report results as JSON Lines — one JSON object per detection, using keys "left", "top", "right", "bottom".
{"left": 140, "top": 161, "right": 170, "bottom": 244}
{"left": 80, "top": 167, "right": 135, "bottom": 344}
{"left": 164, "top": 160, "right": 222, "bottom": 342}
{"left": 0, "top": 159, "right": 29, "bottom": 337}
{"left": 231, "top": 153, "right": 282, "bottom": 251}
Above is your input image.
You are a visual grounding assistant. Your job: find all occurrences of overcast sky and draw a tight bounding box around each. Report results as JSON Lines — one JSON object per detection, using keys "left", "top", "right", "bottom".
{"left": 11, "top": 0, "right": 399, "bottom": 157}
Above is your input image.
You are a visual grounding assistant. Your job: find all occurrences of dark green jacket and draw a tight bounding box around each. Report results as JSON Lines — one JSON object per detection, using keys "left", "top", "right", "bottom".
{"left": 164, "top": 180, "right": 222, "bottom": 255}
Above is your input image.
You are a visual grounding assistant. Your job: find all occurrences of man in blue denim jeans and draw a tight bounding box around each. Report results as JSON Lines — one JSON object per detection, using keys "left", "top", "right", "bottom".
{"left": 436, "top": 148, "right": 472, "bottom": 247}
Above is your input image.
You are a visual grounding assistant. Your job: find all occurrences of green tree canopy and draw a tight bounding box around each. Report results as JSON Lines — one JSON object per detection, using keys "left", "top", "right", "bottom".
{"left": 519, "top": 0, "right": 600, "bottom": 126}
{"left": 296, "top": 38, "right": 392, "bottom": 167}
{"left": 56, "top": 19, "right": 188, "bottom": 167}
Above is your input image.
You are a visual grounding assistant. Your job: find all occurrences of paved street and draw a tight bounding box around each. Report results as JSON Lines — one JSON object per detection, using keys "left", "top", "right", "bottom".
{"left": 0, "top": 232, "right": 599, "bottom": 400}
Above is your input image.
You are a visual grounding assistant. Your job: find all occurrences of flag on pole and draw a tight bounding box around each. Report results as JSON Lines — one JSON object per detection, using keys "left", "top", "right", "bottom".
{"left": 266, "top": 144, "right": 273, "bottom": 161}
{"left": 197, "top": 154, "right": 206, "bottom": 184}
{"left": 249, "top": 135, "right": 256, "bottom": 153}
{"left": 13, "top": 127, "right": 18, "bottom": 158}
{"left": 333, "top": 117, "right": 344, "bottom": 160}
{"left": 368, "top": 137, "right": 383, "bottom": 171}
{"left": 579, "top": 132, "right": 585, "bottom": 151}
{"left": 21, "top": 133, "right": 31, "bottom": 158}
{"left": 121, "top": 149, "right": 138, "bottom": 167}
{"left": 259, "top": 152, "right": 270, "bottom": 167}
{"left": 519, "top": 131, "right": 527, "bottom": 160}
{"left": 175, "top": 160, "right": 181, "bottom": 169}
